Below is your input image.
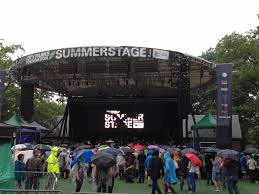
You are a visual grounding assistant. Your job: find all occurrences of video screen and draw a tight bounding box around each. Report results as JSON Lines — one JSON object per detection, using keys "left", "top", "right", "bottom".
{"left": 104, "top": 110, "right": 144, "bottom": 129}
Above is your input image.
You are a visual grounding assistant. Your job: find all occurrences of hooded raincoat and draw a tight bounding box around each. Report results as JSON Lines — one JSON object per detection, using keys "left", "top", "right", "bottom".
{"left": 47, "top": 147, "right": 60, "bottom": 173}
{"left": 163, "top": 151, "right": 177, "bottom": 186}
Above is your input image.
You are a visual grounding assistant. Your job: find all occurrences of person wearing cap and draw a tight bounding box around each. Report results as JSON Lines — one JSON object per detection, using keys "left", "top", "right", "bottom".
{"left": 45, "top": 147, "right": 60, "bottom": 189}
{"left": 25, "top": 149, "right": 43, "bottom": 190}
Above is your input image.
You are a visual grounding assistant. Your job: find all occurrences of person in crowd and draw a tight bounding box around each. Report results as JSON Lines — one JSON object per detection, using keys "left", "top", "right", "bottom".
{"left": 255, "top": 154, "right": 259, "bottom": 183}
{"left": 15, "top": 154, "right": 26, "bottom": 189}
{"left": 25, "top": 149, "right": 43, "bottom": 190}
{"left": 94, "top": 166, "right": 110, "bottom": 193}
{"left": 240, "top": 153, "right": 247, "bottom": 178}
{"left": 45, "top": 147, "right": 60, "bottom": 189}
{"left": 163, "top": 152, "right": 178, "bottom": 194}
{"left": 247, "top": 154, "right": 257, "bottom": 183}
{"left": 187, "top": 156, "right": 201, "bottom": 193}
{"left": 224, "top": 158, "right": 240, "bottom": 194}
{"left": 137, "top": 150, "right": 146, "bottom": 183}
{"left": 150, "top": 149, "right": 163, "bottom": 194}
{"left": 107, "top": 165, "right": 117, "bottom": 193}
{"left": 212, "top": 156, "right": 222, "bottom": 191}
{"left": 116, "top": 153, "right": 126, "bottom": 180}
{"left": 59, "top": 149, "right": 70, "bottom": 179}
{"left": 205, "top": 154, "right": 213, "bottom": 185}
{"left": 178, "top": 154, "right": 191, "bottom": 192}
{"left": 74, "top": 160, "right": 85, "bottom": 192}
{"left": 145, "top": 150, "right": 154, "bottom": 186}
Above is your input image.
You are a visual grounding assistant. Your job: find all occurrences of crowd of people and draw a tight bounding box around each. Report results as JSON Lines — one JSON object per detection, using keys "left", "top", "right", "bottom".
{"left": 13, "top": 143, "right": 259, "bottom": 194}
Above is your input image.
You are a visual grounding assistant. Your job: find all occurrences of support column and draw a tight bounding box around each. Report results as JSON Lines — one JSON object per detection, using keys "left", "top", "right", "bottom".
{"left": 21, "top": 83, "right": 34, "bottom": 121}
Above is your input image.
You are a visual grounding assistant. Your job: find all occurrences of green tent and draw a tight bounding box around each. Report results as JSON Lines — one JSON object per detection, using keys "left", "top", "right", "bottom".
{"left": 4, "top": 114, "right": 29, "bottom": 128}
{"left": 191, "top": 113, "right": 216, "bottom": 130}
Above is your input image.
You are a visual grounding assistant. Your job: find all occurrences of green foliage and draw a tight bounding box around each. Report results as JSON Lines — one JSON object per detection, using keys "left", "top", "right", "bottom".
{"left": 0, "top": 41, "right": 65, "bottom": 129}
{"left": 195, "top": 15, "right": 259, "bottom": 146}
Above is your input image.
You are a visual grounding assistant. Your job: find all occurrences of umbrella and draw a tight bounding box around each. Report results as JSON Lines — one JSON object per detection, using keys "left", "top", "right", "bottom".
{"left": 14, "top": 150, "right": 33, "bottom": 163}
{"left": 12, "top": 144, "right": 27, "bottom": 150}
{"left": 217, "top": 149, "right": 239, "bottom": 160}
{"left": 91, "top": 152, "right": 116, "bottom": 169}
{"left": 243, "top": 147, "right": 259, "bottom": 154}
{"left": 159, "top": 145, "right": 171, "bottom": 150}
{"left": 172, "top": 147, "right": 181, "bottom": 152}
{"left": 98, "top": 145, "right": 110, "bottom": 151}
{"left": 99, "top": 144, "right": 109, "bottom": 148}
{"left": 203, "top": 147, "right": 219, "bottom": 153}
{"left": 103, "top": 148, "right": 122, "bottom": 157}
{"left": 182, "top": 148, "right": 195, "bottom": 154}
{"left": 185, "top": 153, "right": 202, "bottom": 167}
{"left": 120, "top": 147, "right": 133, "bottom": 154}
{"left": 105, "top": 140, "right": 114, "bottom": 143}
{"left": 131, "top": 144, "right": 146, "bottom": 151}
{"left": 71, "top": 149, "right": 93, "bottom": 167}
{"left": 33, "top": 144, "right": 52, "bottom": 151}
{"left": 147, "top": 145, "right": 159, "bottom": 150}
{"left": 74, "top": 144, "right": 91, "bottom": 152}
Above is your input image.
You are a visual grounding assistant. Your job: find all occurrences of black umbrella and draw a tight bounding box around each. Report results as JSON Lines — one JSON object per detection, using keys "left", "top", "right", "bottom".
{"left": 217, "top": 149, "right": 239, "bottom": 160}
{"left": 243, "top": 147, "right": 259, "bottom": 154}
{"left": 91, "top": 152, "right": 116, "bottom": 169}
{"left": 182, "top": 148, "right": 195, "bottom": 154}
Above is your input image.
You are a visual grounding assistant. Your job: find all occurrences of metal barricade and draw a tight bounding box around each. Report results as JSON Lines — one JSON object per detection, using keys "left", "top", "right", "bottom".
{"left": 0, "top": 189, "right": 63, "bottom": 194}
{"left": 71, "top": 193, "right": 128, "bottom": 194}
{"left": 14, "top": 171, "right": 58, "bottom": 191}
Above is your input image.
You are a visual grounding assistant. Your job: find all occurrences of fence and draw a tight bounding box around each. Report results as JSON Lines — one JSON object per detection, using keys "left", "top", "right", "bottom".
{"left": 14, "top": 171, "right": 58, "bottom": 191}
{"left": 0, "top": 189, "right": 63, "bottom": 194}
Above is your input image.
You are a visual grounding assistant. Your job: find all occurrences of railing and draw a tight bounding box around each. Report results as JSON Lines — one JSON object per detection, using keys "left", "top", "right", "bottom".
{"left": 14, "top": 171, "right": 58, "bottom": 191}
{"left": 0, "top": 189, "right": 63, "bottom": 194}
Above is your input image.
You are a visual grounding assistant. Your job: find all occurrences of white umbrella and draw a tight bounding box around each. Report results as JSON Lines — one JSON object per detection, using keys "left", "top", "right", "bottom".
{"left": 12, "top": 144, "right": 27, "bottom": 150}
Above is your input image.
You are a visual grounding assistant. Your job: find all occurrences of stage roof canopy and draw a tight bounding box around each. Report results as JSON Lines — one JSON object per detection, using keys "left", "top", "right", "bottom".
{"left": 10, "top": 46, "right": 215, "bottom": 97}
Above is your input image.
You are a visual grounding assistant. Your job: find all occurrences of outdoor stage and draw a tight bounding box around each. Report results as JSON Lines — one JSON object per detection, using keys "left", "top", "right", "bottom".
{"left": 10, "top": 46, "right": 214, "bottom": 145}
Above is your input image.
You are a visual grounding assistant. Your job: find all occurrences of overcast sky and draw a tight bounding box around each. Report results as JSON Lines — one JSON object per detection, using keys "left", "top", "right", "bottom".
{"left": 1, "top": 0, "right": 258, "bottom": 57}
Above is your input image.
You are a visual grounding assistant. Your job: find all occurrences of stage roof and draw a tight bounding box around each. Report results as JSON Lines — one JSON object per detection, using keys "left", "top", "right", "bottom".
{"left": 10, "top": 46, "right": 215, "bottom": 97}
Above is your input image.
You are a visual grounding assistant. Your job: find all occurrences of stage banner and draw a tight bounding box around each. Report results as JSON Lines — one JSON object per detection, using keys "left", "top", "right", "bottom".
{"left": 0, "top": 71, "right": 6, "bottom": 121}
{"left": 216, "top": 64, "right": 233, "bottom": 148}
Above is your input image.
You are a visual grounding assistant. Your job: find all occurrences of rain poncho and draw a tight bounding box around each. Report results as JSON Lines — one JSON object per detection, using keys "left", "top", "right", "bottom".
{"left": 144, "top": 150, "right": 154, "bottom": 170}
{"left": 163, "top": 151, "right": 177, "bottom": 186}
{"left": 47, "top": 147, "right": 60, "bottom": 173}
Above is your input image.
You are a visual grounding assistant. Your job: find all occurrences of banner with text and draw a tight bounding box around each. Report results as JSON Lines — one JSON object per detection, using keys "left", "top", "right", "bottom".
{"left": 216, "top": 64, "right": 233, "bottom": 148}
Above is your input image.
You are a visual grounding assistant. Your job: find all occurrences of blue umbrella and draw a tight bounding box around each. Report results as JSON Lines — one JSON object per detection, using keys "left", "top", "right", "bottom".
{"left": 103, "top": 148, "right": 122, "bottom": 158}
{"left": 217, "top": 149, "right": 239, "bottom": 160}
{"left": 71, "top": 149, "right": 93, "bottom": 167}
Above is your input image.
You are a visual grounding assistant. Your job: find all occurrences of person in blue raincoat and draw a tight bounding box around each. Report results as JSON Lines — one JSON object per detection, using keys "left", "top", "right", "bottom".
{"left": 144, "top": 150, "right": 153, "bottom": 186}
{"left": 163, "top": 151, "right": 178, "bottom": 194}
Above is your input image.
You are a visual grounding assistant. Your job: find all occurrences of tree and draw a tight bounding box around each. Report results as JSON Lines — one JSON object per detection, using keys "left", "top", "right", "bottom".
{"left": 215, "top": 24, "right": 259, "bottom": 145}
{"left": 0, "top": 41, "right": 65, "bottom": 128}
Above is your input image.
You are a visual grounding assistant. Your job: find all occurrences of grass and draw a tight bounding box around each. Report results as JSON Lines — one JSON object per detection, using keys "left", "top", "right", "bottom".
{"left": 58, "top": 178, "right": 259, "bottom": 194}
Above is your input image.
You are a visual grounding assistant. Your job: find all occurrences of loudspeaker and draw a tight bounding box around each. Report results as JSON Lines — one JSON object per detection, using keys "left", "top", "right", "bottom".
{"left": 21, "top": 83, "right": 34, "bottom": 121}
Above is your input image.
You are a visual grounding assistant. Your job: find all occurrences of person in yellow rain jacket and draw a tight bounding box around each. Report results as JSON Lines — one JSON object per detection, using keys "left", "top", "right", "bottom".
{"left": 45, "top": 147, "right": 60, "bottom": 189}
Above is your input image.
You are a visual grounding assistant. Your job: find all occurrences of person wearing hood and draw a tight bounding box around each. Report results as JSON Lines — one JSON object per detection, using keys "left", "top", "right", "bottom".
{"left": 163, "top": 151, "right": 178, "bottom": 194}
{"left": 45, "top": 147, "right": 60, "bottom": 189}
{"left": 144, "top": 149, "right": 154, "bottom": 186}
